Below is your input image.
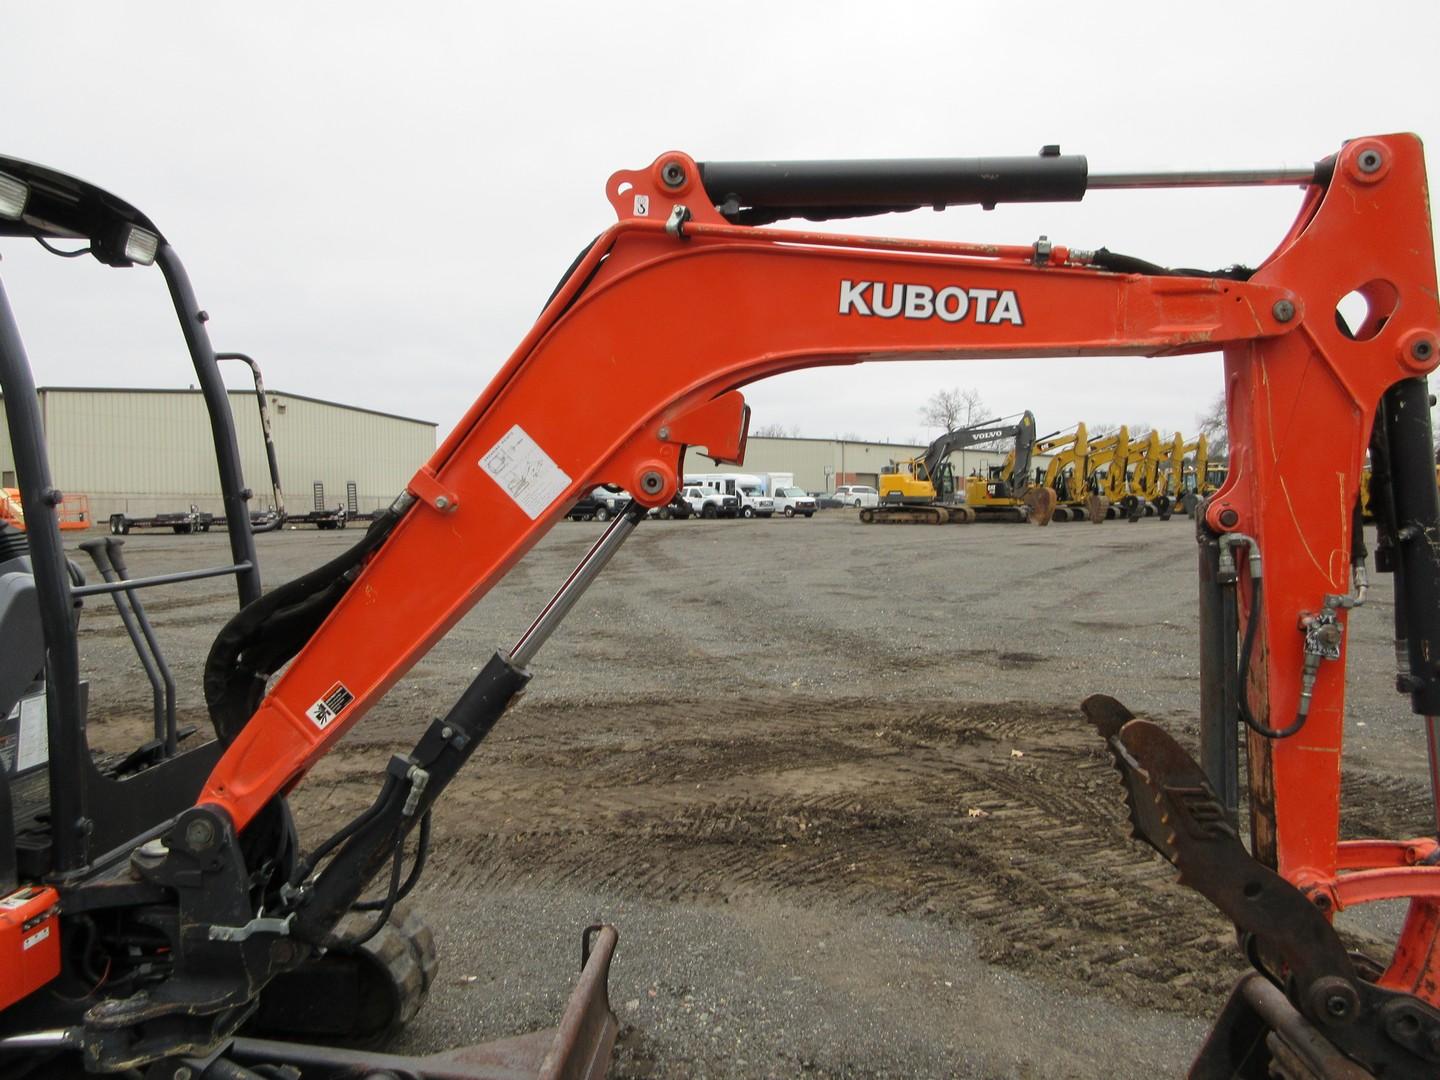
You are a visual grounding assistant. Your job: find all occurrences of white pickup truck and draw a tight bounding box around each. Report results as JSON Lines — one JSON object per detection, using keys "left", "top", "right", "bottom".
{"left": 684, "top": 473, "right": 774, "bottom": 518}
{"left": 680, "top": 485, "right": 739, "bottom": 518}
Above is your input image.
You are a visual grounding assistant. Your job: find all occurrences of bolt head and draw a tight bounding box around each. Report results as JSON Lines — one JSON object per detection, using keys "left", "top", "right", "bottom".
{"left": 1272, "top": 299, "right": 1296, "bottom": 323}
{"left": 184, "top": 816, "right": 216, "bottom": 851}
{"left": 434, "top": 495, "right": 449, "bottom": 510}
{"left": 1358, "top": 149, "right": 1384, "bottom": 174}
{"left": 1412, "top": 339, "right": 1434, "bottom": 362}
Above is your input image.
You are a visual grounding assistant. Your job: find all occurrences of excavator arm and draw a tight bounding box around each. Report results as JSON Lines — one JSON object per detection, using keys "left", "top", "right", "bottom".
{"left": 106, "top": 136, "right": 1440, "bottom": 1075}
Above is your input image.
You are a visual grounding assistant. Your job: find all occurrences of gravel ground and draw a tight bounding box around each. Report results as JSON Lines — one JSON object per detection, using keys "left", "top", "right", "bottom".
{"left": 65, "top": 511, "right": 1435, "bottom": 1078}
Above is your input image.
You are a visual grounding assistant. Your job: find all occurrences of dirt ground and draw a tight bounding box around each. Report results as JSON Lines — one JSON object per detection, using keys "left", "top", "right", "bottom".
{"left": 68, "top": 511, "right": 1436, "bottom": 1078}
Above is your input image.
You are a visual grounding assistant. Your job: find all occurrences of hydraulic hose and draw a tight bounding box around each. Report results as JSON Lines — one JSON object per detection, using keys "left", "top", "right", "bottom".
{"left": 1235, "top": 577, "right": 1307, "bottom": 739}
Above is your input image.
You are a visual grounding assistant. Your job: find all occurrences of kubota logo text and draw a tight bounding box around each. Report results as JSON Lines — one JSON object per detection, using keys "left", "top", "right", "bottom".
{"left": 838, "top": 280, "right": 1023, "bottom": 325}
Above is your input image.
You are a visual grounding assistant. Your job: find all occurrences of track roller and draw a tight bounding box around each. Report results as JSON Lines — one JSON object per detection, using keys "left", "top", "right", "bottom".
{"left": 248, "top": 902, "right": 438, "bottom": 1050}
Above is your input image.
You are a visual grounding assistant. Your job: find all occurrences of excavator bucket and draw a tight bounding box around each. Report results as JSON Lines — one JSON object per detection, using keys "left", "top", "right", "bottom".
{"left": 1085, "top": 495, "right": 1108, "bottom": 523}
{"left": 1023, "top": 487, "right": 1057, "bottom": 526}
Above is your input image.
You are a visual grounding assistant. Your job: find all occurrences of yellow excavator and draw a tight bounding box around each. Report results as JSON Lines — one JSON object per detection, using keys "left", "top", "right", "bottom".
{"left": 1077, "top": 426, "right": 1133, "bottom": 520}
{"left": 869, "top": 414, "right": 1031, "bottom": 524}
{"left": 1031, "top": 424, "right": 1108, "bottom": 523}
{"left": 1124, "top": 430, "right": 1182, "bottom": 521}
{"left": 1177, "top": 436, "right": 1222, "bottom": 516}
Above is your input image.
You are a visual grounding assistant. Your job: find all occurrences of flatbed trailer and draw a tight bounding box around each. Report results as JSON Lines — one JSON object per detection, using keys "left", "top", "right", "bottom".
{"left": 108, "top": 506, "right": 215, "bottom": 535}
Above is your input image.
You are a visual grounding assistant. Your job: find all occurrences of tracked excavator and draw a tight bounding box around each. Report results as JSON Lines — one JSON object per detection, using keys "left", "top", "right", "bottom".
{"left": 866, "top": 413, "right": 1031, "bottom": 524}
{"left": 1032, "top": 423, "right": 1109, "bottom": 523}
{"left": 958, "top": 411, "right": 1057, "bottom": 523}
{"left": 1125, "top": 429, "right": 1178, "bottom": 521}
{"left": 1, "top": 134, "right": 1439, "bottom": 1078}
{"left": 1178, "top": 438, "right": 1222, "bottom": 516}
{"left": 1077, "top": 425, "right": 1133, "bottom": 520}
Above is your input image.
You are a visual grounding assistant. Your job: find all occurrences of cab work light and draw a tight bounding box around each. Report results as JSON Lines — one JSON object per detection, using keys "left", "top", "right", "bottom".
{"left": 122, "top": 225, "right": 159, "bottom": 266}
{"left": 0, "top": 173, "right": 28, "bottom": 221}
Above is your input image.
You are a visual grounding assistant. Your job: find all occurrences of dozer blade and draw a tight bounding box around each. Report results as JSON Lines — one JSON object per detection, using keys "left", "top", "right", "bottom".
{"left": 1085, "top": 495, "right": 1108, "bottom": 523}
{"left": 233, "top": 924, "right": 620, "bottom": 1080}
{"left": 1023, "top": 487, "right": 1057, "bottom": 526}
{"left": 1083, "top": 695, "right": 1440, "bottom": 1078}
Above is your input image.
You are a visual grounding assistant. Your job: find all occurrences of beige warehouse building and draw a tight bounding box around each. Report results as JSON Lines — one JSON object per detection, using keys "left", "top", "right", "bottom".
{"left": 0, "top": 387, "right": 436, "bottom": 522}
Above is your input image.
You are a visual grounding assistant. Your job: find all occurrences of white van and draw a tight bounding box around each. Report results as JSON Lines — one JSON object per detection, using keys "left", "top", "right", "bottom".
{"left": 834, "top": 485, "right": 880, "bottom": 508}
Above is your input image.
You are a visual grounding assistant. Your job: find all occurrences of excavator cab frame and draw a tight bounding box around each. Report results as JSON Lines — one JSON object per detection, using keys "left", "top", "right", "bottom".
{"left": 0, "top": 156, "right": 619, "bottom": 1077}
{"left": 1, "top": 135, "right": 1439, "bottom": 1077}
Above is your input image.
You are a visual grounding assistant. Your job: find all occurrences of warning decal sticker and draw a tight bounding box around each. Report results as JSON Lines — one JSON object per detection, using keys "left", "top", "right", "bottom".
{"left": 478, "top": 425, "right": 572, "bottom": 520}
{"left": 306, "top": 682, "right": 355, "bottom": 730}
{"left": 22, "top": 926, "right": 49, "bottom": 950}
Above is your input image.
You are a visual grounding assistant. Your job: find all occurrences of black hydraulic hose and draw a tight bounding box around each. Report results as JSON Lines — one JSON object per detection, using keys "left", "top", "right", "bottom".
{"left": 1236, "top": 578, "right": 1307, "bottom": 739}
{"left": 341, "top": 827, "right": 408, "bottom": 946}
{"left": 541, "top": 236, "right": 600, "bottom": 315}
{"left": 353, "top": 810, "right": 430, "bottom": 911}
{"left": 288, "top": 772, "right": 402, "bottom": 889}
{"left": 1088, "top": 247, "right": 1255, "bottom": 281}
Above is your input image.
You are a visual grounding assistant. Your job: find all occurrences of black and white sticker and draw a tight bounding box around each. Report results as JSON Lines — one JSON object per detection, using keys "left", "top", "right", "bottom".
{"left": 306, "top": 681, "right": 355, "bottom": 730}
{"left": 22, "top": 925, "right": 49, "bottom": 951}
{"left": 633, "top": 194, "right": 649, "bottom": 216}
{"left": 479, "top": 425, "right": 571, "bottom": 520}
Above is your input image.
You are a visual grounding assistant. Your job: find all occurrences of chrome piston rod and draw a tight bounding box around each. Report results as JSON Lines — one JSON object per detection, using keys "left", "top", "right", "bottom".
{"left": 509, "top": 501, "right": 643, "bottom": 668}
{"left": 1088, "top": 166, "right": 1318, "bottom": 190}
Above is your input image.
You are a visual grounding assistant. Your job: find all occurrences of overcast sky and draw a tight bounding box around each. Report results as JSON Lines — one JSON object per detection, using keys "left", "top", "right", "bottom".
{"left": 3, "top": 2, "right": 1438, "bottom": 448}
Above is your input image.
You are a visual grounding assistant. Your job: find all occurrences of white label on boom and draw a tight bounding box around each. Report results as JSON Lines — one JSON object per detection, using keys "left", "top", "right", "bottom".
{"left": 479, "top": 425, "right": 572, "bottom": 520}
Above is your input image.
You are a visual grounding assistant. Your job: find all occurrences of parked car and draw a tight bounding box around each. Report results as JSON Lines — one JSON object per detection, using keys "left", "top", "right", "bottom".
{"left": 681, "top": 485, "right": 739, "bottom": 518}
{"left": 771, "top": 486, "right": 816, "bottom": 517}
{"left": 834, "top": 485, "right": 881, "bottom": 508}
{"left": 648, "top": 493, "right": 694, "bottom": 520}
{"left": 811, "top": 490, "right": 844, "bottom": 510}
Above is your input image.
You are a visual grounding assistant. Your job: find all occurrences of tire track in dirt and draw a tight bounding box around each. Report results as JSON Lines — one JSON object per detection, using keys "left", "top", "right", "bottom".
{"left": 401, "top": 695, "right": 1245, "bottom": 1013}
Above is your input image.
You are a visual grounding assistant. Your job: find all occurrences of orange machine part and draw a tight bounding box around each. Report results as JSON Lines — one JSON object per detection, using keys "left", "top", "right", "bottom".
{"left": 198, "top": 136, "right": 1440, "bottom": 999}
{"left": 0, "top": 886, "right": 60, "bottom": 1010}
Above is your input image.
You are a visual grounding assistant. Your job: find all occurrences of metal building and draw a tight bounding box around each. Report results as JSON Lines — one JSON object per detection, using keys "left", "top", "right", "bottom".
{"left": 692, "top": 435, "right": 1051, "bottom": 493}
{"left": 0, "top": 387, "right": 436, "bottom": 522}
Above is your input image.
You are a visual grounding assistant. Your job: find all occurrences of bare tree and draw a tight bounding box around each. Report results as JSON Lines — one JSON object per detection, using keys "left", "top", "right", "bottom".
{"left": 1197, "top": 392, "right": 1228, "bottom": 459}
{"left": 751, "top": 422, "right": 791, "bottom": 438}
{"left": 919, "top": 386, "right": 988, "bottom": 433}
